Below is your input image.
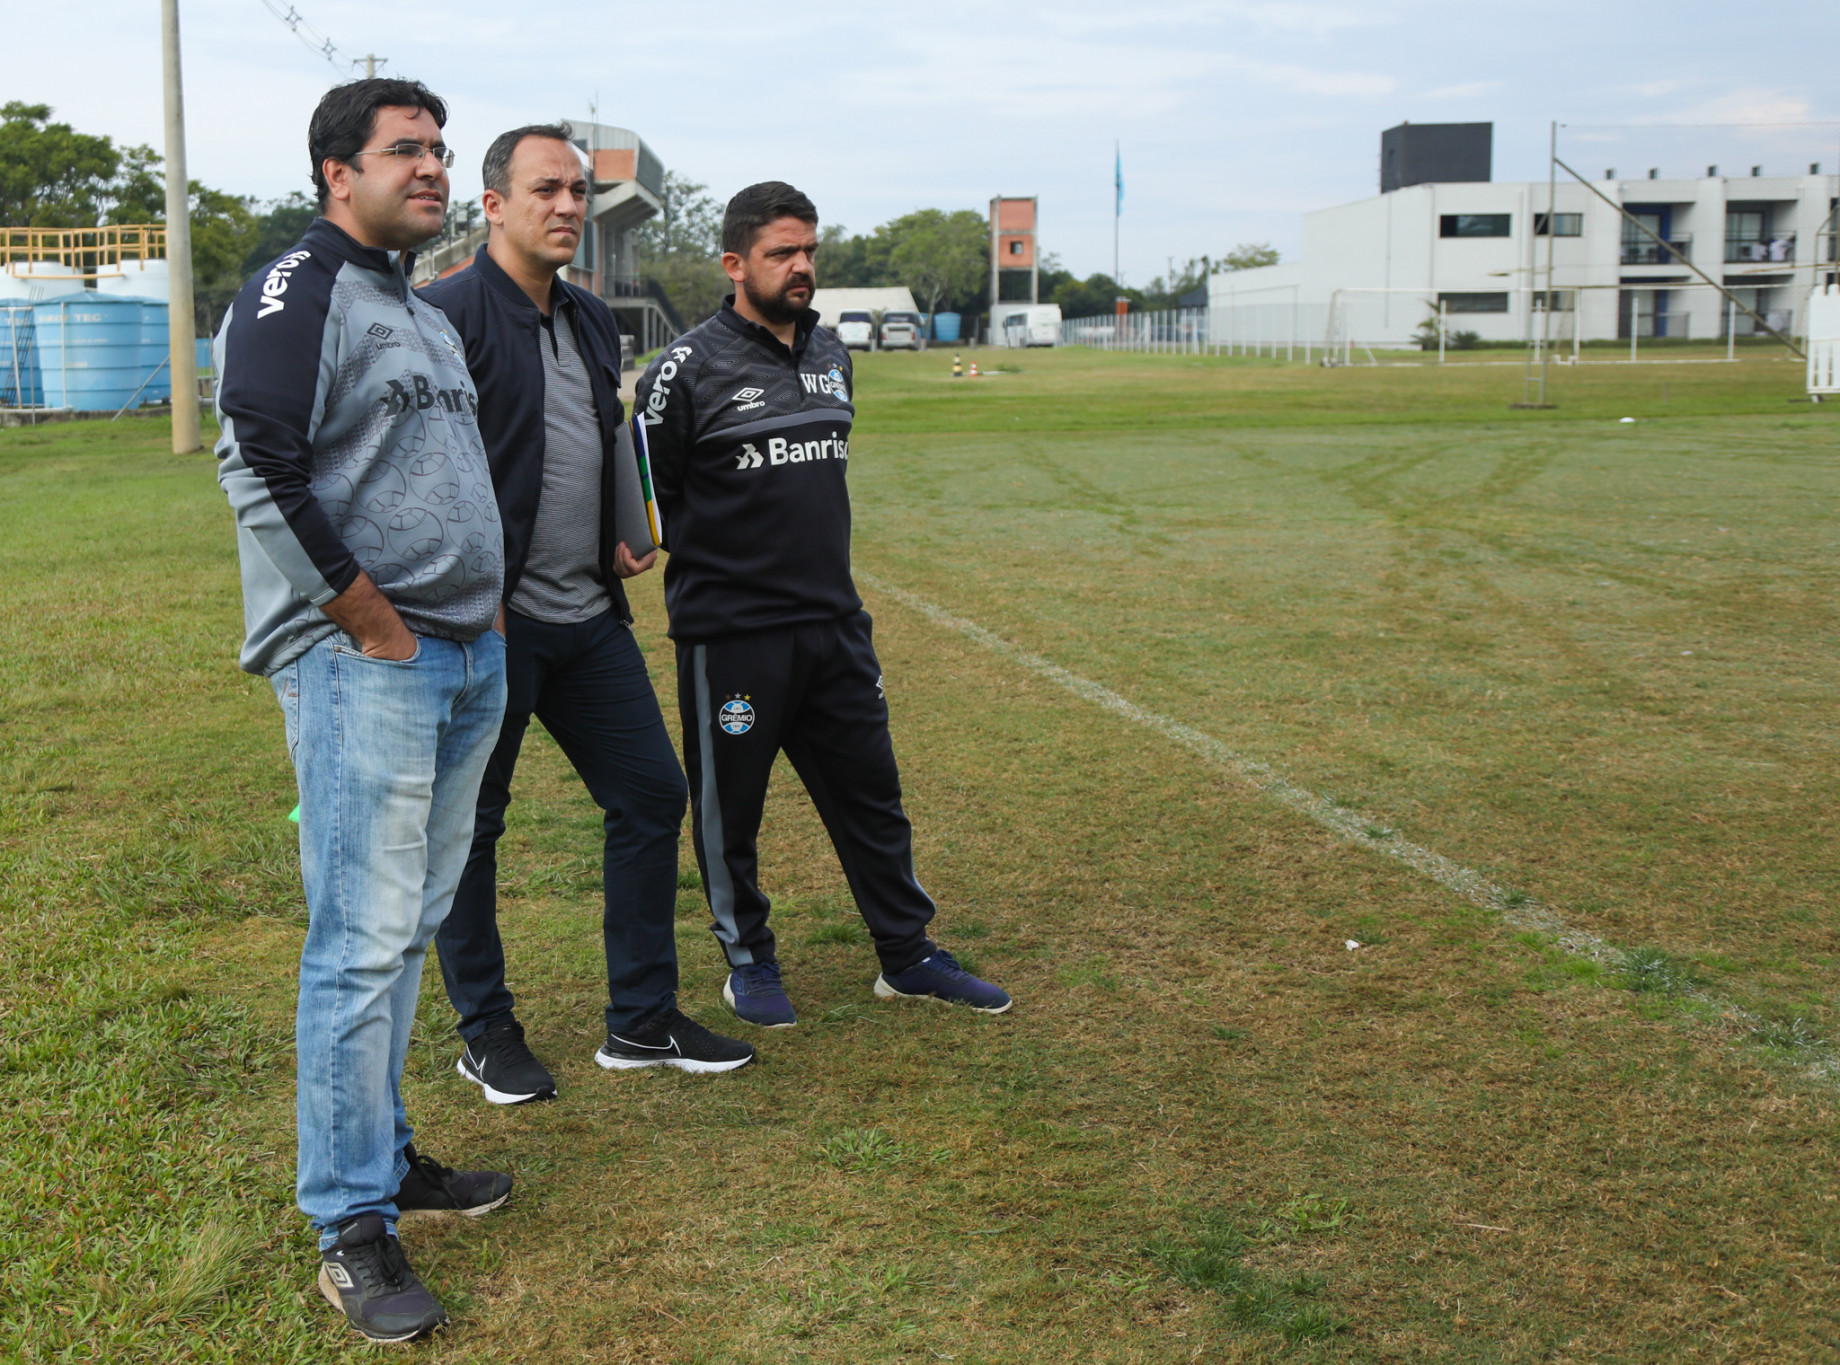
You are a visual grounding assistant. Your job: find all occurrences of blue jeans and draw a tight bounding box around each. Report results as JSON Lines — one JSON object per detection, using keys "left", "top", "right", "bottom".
{"left": 271, "top": 629, "right": 506, "bottom": 1244}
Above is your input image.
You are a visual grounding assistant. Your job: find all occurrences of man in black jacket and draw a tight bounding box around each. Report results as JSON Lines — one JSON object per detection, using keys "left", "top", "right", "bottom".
{"left": 636, "top": 182, "right": 1012, "bottom": 1028}
{"left": 420, "top": 124, "right": 753, "bottom": 1098}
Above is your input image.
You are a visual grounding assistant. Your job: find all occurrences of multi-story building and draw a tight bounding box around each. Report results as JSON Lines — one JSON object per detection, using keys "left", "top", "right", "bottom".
{"left": 1211, "top": 122, "right": 1840, "bottom": 350}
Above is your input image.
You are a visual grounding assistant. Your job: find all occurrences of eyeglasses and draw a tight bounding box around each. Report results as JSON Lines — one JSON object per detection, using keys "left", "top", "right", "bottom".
{"left": 350, "top": 141, "right": 455, "bottom": 169}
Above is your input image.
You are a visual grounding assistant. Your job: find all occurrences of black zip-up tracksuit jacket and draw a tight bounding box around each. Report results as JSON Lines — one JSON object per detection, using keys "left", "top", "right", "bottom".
{"left": 417, "top": 246, "right": 632, "bottom": 622}
{"left": 636, "top": 300, "right": 858, "bottom": 641}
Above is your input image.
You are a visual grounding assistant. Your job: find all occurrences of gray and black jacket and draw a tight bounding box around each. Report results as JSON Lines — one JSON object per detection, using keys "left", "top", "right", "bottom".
{"left": 636, "top": 298, "right": 857, "bottom": 641}
{"left": 215, "top": 218, "right": 502, "bottom": 676}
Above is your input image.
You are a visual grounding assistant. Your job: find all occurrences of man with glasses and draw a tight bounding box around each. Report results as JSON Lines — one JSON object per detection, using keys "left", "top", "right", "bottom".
{"left": 420, "top": 123, "right": 753, "bottom": 1097}
{"left": 216, "top": 78, "right": 510, "bottom": 1343}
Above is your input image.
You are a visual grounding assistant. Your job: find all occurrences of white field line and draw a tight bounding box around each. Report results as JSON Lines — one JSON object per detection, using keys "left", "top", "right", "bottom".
{"left": 861, "top": 573, "right": 1827, "bottom": 1077}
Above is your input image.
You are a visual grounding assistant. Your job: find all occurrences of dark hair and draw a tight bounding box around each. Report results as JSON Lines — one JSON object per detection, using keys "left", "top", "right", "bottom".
{"left": 721, "top": 181, "right": 818, "bottom": 256}
{"left": 307, "top": 78, "right": 449, "bottom": 210}
{"left": 481, "top": 123, "right": 577, "bottom": 197}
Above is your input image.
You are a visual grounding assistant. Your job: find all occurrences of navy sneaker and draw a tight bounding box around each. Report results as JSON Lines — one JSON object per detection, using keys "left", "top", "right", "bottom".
{"left": 723, "top": 960, "right": 798, "bottom": 1028}
{"left": 874, "top": 949, "right": 1012, "bottom": 1014}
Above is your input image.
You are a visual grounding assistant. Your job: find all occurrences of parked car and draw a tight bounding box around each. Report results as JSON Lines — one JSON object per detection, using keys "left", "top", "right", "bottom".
{"left": 880, "top": 311, "right": 923, "bottom": 351}
{"left": 835, "top": 310, "right": 875, "bottom": 352}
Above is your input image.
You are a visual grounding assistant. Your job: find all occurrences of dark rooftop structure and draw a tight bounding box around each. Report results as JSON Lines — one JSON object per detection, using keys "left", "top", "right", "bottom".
{"left": 1380, "top": 122, "right": 1492, "bottom": 193}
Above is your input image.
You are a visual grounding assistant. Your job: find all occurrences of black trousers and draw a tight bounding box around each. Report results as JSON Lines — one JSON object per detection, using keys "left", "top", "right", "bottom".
{"left": 436, "top": 607, "right": 689, "bottom": 1039}
{"left": 677, "top": 611, "right": 936, "bottom": 974}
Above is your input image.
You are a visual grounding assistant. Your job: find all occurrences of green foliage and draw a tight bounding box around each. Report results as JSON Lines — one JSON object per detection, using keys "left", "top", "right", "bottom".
{"left": 189, "top": 185, "right": 258, "bottom": 335}
{"left": 1414, "top": 312, "right": 1482, "bottom": 351}
{"left": 888, "top": 208, "right": 988, "bottom": 318}
{"left": 1222, "top": 242, "right": 1281, "bottom": 272}
{"left": 102, "top": 143, "right": 167, "bottom": 224}
{"left": 1617, "top": 947, "right": 1698, "bottom": 996}
{"left": 633, "top": 171, "right": 730, "bottom": 327}
{"left": 0, "top": 102, "right": 259, "bottom": 334}
{"left": 818, "top": 1127, "right": 908, "bottom": 1172}
{"left": 1145, "top": 1207, "right": 1349, "bottom": 1347}
{"left": 1048, "top": 271, "right": 1134, "bottom": 320}
{"left": 818, "top": 210, "right": 990, "bottom": 317}
{"left": 0, "top": 102, "right": 121, "bottom": 226}
{"left": 634, "top": 169, "right": 724, "bottom": 260}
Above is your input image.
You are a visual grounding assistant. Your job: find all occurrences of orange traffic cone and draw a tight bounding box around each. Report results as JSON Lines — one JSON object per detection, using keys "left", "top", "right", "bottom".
{"left": 969, "top": 361, "right": 980, "bottom": 378}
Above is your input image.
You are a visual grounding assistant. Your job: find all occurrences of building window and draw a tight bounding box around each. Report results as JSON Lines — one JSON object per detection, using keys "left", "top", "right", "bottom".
{"left": 1534, "top": 212, "right": 1583, "bottom": 236}
{"left": 1530, "top": 290, "right": 1575, "bottom": 311}
{"left": 1437, "top": 292, "right": 1510, "bottom": 314}
{"left": 1008, "top": 240, "right": 1023, "bottom": 255}
{"left": 1439, "top": 214, "right": 1511, "bottom": 238}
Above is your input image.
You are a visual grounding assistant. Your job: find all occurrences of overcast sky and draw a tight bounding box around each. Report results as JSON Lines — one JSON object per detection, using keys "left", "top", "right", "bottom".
{"left": 10, "top": 0, "right": 1838, "bottom": 286}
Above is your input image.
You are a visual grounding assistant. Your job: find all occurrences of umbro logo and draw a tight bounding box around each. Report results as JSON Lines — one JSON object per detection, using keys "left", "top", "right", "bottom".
{"left": 325, "top": 1263, "right": 355, "bottom": 1289}
{"left": 732, "top": 387, "right": 764, "bottom": 402}
{"left": 367, "top": 323, "right": 393, "bottom": 340}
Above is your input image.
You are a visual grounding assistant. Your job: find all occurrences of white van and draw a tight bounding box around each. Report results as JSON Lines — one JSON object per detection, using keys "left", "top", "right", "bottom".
{"left": 835, "top": 310, "right": 875, "bottom": 352}
{"left": 880, "top": 311, "right": 923, "bottom": 351}
{"left": 995, "top": 304, "right": 1062, "bottom": 348}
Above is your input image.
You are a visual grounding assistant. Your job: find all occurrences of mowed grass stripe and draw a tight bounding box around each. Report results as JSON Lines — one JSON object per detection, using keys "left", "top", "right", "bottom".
{"left": 858, "top": 565, "right": 1833, "bottom": 1087}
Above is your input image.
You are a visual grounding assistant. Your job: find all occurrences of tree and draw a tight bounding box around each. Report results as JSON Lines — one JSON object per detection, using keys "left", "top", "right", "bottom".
{"left": 887, "top": 208, "right": 986, "bottom": 322}
{"left": 1050, "top": 273, "right": 1141, "bottom": 320}
{"left": 633, "top": 170, "right": 722, "bottom": 260}
{"left": 633, "top": 171, "right": 729, "bottom": 328}
{"left": 1222, "top": 242, "right": 1280, "bottom": 272}
{"left": 188, "top": 184, "right": 257, "bottom": 334}
{"left": 0, "top": 102, "right": 120, "bottom": 226}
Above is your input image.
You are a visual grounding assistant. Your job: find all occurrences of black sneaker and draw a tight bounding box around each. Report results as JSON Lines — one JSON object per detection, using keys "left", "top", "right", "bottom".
{"left": 317, "top": 1212, "right": 448, "bottom": 1343}
{"left": 391, "top": 1143, "right": 513, "bottom": 1218}
{"left": 594, "top": 1007, "right": 757, "bottom": 1074}
{"left": 456, "top": 1015, "right": 556, "bottom": 1105}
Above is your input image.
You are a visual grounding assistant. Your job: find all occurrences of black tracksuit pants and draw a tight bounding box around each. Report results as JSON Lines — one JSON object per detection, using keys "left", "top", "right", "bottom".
{"left": 676, "top": 610, "right": 936, "bottom": 975}
{"left": 437, "top": 607, "right": 689, "bottom": 1039}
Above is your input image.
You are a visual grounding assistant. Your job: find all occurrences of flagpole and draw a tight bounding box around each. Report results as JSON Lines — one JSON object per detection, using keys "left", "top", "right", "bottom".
{"left": 1112, "top": 140, "right": 1120, "bottom": 292}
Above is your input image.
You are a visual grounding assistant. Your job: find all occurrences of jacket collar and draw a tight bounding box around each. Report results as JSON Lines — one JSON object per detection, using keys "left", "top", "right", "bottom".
{"left": 472, "top": 244, "right": 575, "bottom": 322}
{"left": 303, "top": 217, "right": 416, "bottom": 281}
{"left": 718, "top": 296, "right": 818, "bottom": 360}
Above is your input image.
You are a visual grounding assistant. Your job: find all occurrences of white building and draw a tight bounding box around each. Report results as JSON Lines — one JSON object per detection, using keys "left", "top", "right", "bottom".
{"left": 1211, "top": 123, "right": 1839, "bottom": 351}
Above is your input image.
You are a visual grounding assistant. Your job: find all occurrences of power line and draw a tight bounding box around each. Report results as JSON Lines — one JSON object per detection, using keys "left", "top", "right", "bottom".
{"left": 255, "top": 0, "right": 383, "bottom": 76}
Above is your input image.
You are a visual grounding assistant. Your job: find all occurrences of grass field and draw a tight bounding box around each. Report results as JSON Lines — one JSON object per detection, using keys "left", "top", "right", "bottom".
{"left": 4, "top": 348, "right": 1839, "bottom": 1363}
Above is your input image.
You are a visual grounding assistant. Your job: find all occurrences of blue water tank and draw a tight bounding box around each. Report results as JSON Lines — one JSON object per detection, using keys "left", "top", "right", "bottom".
{"left": 0, "top": 305, "right": 43, "bottom": 406}
{"left": 139, "top": 298, "right": 172, "bottom": 394}
{"left": 33, "top": 294, "right": 171, "bottom": 410}
{"left": 931, "top": 312, "right": 961, "bottom": 343}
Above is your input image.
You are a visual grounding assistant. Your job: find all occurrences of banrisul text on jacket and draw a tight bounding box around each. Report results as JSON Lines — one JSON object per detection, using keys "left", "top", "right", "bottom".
{"left": 215, "top": 217, "right": 503, "bottom": 676}
{"left": 634, "top": 298, "right": 858, "bottom": 642}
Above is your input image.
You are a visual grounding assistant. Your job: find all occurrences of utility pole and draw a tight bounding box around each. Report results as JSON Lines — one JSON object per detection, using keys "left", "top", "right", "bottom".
{"left": 359, "top": 54, "right": 386, "bottom": 77}
{"left": 161, "top": 0, "right": 199, "bottom": 454}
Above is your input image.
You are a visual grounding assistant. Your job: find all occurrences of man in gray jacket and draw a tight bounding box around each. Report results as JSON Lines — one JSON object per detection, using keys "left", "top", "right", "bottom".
{"left": 215, "top": 77, "right": 511, "bottom": 1343}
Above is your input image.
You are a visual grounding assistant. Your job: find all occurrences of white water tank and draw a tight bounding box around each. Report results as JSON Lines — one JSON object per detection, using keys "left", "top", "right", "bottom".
{"left": 97, "top": 258, "right": 170, "bottom": 298}
{"left": 0, "top": 262, "right": 87, "bottom": 301}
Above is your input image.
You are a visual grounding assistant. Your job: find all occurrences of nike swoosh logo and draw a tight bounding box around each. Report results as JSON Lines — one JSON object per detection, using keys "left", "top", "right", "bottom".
{"left": 609, "top": 1035, "right": 680, "bottom": 1053}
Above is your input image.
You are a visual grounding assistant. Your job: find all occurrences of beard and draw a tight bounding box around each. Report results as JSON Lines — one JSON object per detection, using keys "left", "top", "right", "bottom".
{"left": 741, "top": 271, "right": 813, "bottom": 326}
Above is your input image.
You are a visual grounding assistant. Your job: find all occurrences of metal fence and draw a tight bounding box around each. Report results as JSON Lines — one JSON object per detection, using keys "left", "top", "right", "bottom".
{"left": 1061, "top": 308, "right": 1212, "bottom": 353}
